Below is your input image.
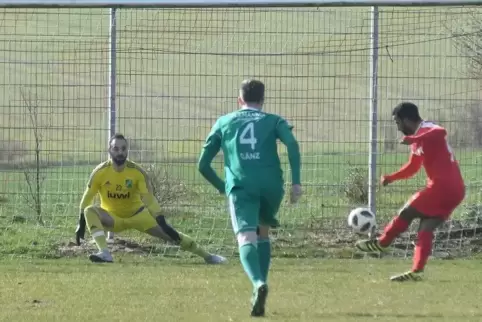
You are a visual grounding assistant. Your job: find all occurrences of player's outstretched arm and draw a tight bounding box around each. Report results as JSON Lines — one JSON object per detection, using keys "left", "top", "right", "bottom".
{"left": 275, "top": 118, "right": 302, "bottom": 202}
{"left": 79, "top": 182, "right": 99, "bottom": 211}
{"left": 198, "top": 121, "right": 225, "bottom": 194}
{"left": 384, "top": 152, "right": 423, "bottom": 183}
{"left": 76, "top": 170, "right": 101, "bottom": 245}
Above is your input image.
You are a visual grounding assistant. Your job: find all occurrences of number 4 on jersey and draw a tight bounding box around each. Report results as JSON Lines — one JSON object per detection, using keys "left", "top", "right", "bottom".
{"left": 240, "top": 122, "right": 257, "bottom": 150}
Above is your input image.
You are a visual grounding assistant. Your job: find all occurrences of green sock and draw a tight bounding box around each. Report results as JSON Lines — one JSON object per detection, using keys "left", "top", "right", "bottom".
{"left": 239, "top": 243, "right": 264, "bottom": 287}
{"left": 257, "top": 238, "right": 271, "bottom": 282}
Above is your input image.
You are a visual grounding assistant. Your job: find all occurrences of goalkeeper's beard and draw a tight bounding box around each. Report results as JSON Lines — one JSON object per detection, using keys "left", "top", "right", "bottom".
{"left": 110, "top": 153, "right": 127, "bottom": 166}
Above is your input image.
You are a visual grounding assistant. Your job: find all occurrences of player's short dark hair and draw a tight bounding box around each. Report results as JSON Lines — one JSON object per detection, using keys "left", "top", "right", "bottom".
{"left": 240, "top": 79, "right": 265, "bottom": 104}
{"left": 392, "top": 102, "right": 422, "bottom": 122}
{"left": 109, "top": 133, "right": 127, "bottom": 146}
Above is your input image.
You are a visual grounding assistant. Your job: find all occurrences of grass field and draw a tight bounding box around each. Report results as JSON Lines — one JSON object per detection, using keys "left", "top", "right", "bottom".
{"left": 1, "top": 6, "right": 482, "bottom": 321}
{"left": 2, "top": 258, "right": 482, "bottom": 322}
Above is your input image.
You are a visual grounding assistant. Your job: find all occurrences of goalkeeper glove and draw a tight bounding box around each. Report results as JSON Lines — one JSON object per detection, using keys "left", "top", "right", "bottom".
{"left": 75, "top": 211, "right": 86, "bottom": 246}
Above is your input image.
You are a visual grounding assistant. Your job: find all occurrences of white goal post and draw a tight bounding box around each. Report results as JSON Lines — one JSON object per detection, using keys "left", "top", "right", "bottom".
{"left": 1, "top": 0, "right": 481, "bottom": 259}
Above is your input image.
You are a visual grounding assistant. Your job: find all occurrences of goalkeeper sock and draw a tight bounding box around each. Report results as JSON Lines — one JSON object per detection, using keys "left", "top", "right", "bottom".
{"left": 378, "top": 215, "right": 410, "bottom": 247}
{"left": 257, "top": 238, "right": 271, "bottom": 282}
{"left": 84, "top": 208, "right": 108, "bottom": 251}
{"left": 178, "top": 232, "right": 210, "bottom": 259}
{"left": 239, "top": 243, "right": 264, "bottom": 287}
{"left": 412, "top": 230, "right": 433, "bottom": 272}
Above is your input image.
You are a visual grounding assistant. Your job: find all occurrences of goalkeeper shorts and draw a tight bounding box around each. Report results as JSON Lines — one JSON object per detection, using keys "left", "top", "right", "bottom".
{"left": 108, "top": 206, "right": 158, "bottom": 232}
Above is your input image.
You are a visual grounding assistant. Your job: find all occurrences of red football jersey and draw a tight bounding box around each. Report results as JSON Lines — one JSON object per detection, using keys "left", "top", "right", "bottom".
{"left": 386, "top": 121, "right": 464, "bottom": 188}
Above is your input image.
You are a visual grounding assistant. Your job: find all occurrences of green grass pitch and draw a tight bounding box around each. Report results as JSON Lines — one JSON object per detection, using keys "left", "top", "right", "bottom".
{"left": 1, "top": 6, "right": 482, "bottom": 321}
{"left": 3, "top": 259, "right": 482, "bottom": 321}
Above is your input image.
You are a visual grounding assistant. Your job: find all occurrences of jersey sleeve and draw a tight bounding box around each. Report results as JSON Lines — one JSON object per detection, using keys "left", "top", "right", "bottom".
{"left": 79, "top": 167, "right": 102, "bottom": 211}
{"left": 135, "top": 166, "right": 162, "bottom": 215}
{"left": 198, "top": 119, "right": 225, "bottom": 193}
{"left": 385, "top": 150, "right": 423, "bottom": 182}
{"left": 275, "top": 117, "right": 301, "bottom": 185}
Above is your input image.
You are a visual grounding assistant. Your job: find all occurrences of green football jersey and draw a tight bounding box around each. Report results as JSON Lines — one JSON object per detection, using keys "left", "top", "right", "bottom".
{"left": 199, "top": 107, "right": 300, "bottom": 195}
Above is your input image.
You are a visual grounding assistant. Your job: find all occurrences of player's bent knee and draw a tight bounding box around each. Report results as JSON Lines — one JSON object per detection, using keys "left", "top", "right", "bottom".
{"left": 237, "top": 231, "right": 258, "bottom": 247}
{"left": 86, "top": 206, "right": 114, "bottom": 228}
{"left": 84, "top": 205, "right": 98, "bottom": 215}
{"left": 84, "top": 206, "right": 103, "bottom": 223}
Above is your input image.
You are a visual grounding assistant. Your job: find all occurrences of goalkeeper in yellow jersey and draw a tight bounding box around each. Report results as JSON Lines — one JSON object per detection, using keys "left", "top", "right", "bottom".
{"left": 75, "top": 133, "right": 227, "bottom": 264}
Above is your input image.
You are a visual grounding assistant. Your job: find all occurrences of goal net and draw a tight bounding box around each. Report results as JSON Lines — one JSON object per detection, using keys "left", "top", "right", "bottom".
{"left": 0, "top": 4, "right": 481, "bottom": 260}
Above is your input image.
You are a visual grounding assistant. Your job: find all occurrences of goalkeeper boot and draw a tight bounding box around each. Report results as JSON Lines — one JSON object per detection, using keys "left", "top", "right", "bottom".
{"left": 204, "top": 254, "right": 228, "bottom": 265}
{"left": 390, "top": 270, "right": 423, "bottom": 282}
{"left": 355, "top": 239, "right": 387, "bottom": 253}
{"left": 251, "top": 283, "right": 268, "bottom": 317}
{"left": 89, "top": 250, "right": 113, "bottom": 263}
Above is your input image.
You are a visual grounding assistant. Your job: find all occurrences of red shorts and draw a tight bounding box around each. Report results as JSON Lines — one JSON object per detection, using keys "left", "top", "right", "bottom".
{"left": 407, "top": 184, "right": 465, "bottom": 220}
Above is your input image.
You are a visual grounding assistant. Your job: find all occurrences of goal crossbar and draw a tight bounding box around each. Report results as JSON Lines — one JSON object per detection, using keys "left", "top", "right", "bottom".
{"left": 2, "top": 0, "right": 482, "bottom": 8}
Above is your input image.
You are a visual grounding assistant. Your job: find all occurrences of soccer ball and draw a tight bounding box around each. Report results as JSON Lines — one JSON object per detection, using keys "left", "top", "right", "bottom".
{"left": 347, "top": 207, "right": 377, "bottom": 235}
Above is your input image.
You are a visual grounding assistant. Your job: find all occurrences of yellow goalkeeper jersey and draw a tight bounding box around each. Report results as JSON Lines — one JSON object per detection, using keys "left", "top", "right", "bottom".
{"left": 79, "top": 160, "right": 161, "bottom": 218}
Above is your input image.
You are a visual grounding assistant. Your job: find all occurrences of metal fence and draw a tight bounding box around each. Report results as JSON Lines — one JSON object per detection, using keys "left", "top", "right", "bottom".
{"left": 0, "top": 4, "right": 481, "bottom": 258}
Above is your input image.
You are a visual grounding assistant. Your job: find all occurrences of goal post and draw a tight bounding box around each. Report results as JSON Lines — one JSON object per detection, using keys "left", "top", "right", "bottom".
{"left": 0, "top": 0, "right": 481, "bottom": 260}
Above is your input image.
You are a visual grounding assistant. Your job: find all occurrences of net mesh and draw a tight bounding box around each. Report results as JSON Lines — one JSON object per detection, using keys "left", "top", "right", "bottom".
{"left": 0, "top": 6, "right": 481, "bottom": 259}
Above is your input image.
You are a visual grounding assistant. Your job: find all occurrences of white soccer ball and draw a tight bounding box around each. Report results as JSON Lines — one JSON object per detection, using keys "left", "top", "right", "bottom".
{"left": 347, "top": 207, "right": 377, "bottom": 235}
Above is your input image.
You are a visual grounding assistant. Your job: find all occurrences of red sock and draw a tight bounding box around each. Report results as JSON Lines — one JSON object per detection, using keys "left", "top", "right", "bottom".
{"left": 378, "top": 216, "right": 410, "bottom": 247}
{"left": 412, "top": 230, "right": 433, "bottom": 272}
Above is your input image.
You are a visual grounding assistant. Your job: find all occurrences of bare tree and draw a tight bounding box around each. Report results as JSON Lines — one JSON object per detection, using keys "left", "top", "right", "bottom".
{"left": 144, "top": 163, "right": 194, "bottom": 208}
{"left": 447, "top": 10, "right": 482, "bottom": 78}
{"left": 444, "top": 14, "right": 482, "bottom": 147}
{"left": 20, "top": 88, "right": 45, "bottom": 225}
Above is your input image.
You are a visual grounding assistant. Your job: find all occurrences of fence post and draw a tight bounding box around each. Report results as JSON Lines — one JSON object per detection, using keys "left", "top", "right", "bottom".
{"left": 107, "top": 7, "right": 117, "bottom": 241}
{"left": 368, "top": 5, "right": 379, "bottom": 222}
